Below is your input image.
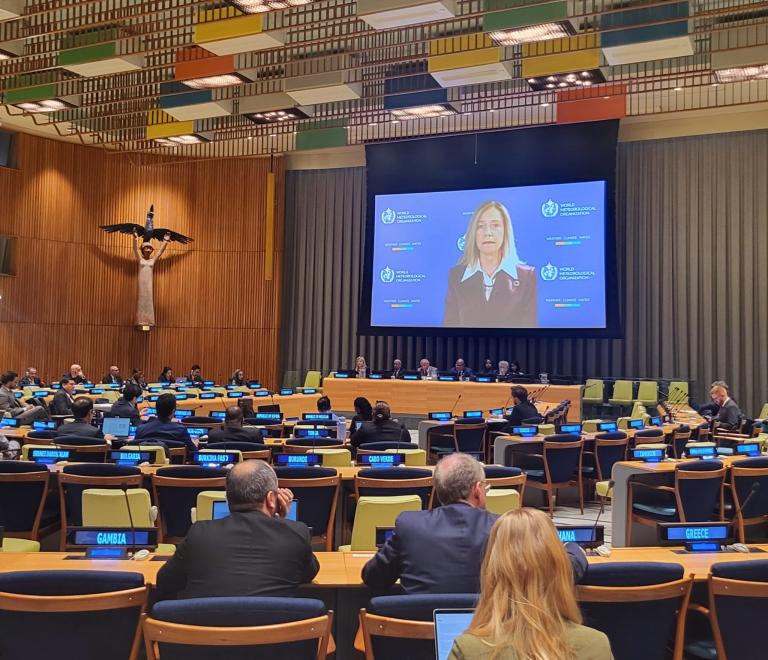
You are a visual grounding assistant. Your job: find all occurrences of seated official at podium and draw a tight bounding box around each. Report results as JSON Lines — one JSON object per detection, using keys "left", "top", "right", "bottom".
{"left": 450, "top": 358, "right": 474, "bottom": 380}
{"left": 354, "top": 356, "right": 371, "bottom": 379}
{"left": 496, "top": 361, "right": 511, "bottom": 380}
{"left": 390, "top": 358, "right": 405, "bottom": 379}
{"left": 350, "top": 401, "right": 410, "bottom": 449}
{"left": 55, "top": 397, "right": 103, "bottom": 438}
{"left": 418, "top": 359, "right": 438, "bottom": 380}
{"left": 504, "top": 386, "right": 539, "bottom": 427}
{"left": 101, "top": 365, "right": 123, "bottom": 386}
{"left": 155, "top": 460, "right": 318, "bottom": 600}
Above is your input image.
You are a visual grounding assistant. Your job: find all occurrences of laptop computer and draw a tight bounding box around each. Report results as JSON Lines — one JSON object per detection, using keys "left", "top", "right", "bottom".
{"left": 101, "top": 417, "right": 132, "bottom": 438}
{"left": 434, "top": 609, "right": 474, "bottom": 660}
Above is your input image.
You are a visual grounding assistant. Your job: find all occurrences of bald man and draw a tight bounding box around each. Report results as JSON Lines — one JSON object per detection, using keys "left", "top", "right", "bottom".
{"left": 155, "top": 460, "right": 318, "bottom": 600}
{"left": 101, "top": 365, "right": 123, "bottom": 386}
{"left": 62, "top": 364, "right": 87, "bottom": 385}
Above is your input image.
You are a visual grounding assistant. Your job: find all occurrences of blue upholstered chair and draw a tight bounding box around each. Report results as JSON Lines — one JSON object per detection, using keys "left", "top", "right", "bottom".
{"left": 357, "top": 442, "right": 419, "bottom": 452}
{"left": 521, "top": 434, "right": 584, "bottom": 515}
{"left": 274, "top": 466, "right": 340, "bottom": 551}
{"left": 578, "top": 562, "right": 692, "bottom": 660}
{"left": 582, "top": 431, "right": 628, "bottom": 483}
{"left": 0, "top": 461, "right": 55, "bottom": 541}
{"left": 54, "top": 435, "right": 109, "bottom": 462}
{"left": 150, "top": 466, "right": 227, "bottom": 543}
{"left": 728, "top": 457, "right": 768, "bottom": 542}
{"left": 355, "top": 467, "right": 434, "bottom": 509}
{"left": 283, "top": 439, "right": 344, "bottom": 452}
{"left": 708, "top": 560, "right": 768, "bottom": 660}
{"left": 144, "top": 597, "right": 332, "bottom": 660}
{"left": 670, "top": 424, "right": 691, "bottom": 459}
{"left": 0, "top": 570, "right": 146, "bottom": 660}
{"left": 358, "top": 593, "right": 478, "bottom": 660}
{"left": 206, "top": 442, "right": 272, "bottom": 461}
{"left": 58, "top": 463, "right": 144, "bottom": 550}
{"left": 628, "top": 460, "right": 726, "bottom": 546}
{"left": 632, "top": 428, "right": 665, "bottom": 448}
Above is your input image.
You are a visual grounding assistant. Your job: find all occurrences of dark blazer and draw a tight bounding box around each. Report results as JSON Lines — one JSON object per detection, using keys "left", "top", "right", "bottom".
{"left": 18, "top": 377, "right": 43, "bottom": 388}
{"left": 50, "top": 390, "right": 74, "bottom": 416}
{"left": 109, "top": 398, "right": 141, "bottom": 425}
{"left": 155, "top": 510, "right": 319, "bottom": 600}
{"left": 716, "top": 398, "right": 742, "bottom": 430}
{"left": 55, "top": 420, "right": 103, "bottom": 439}
{"left": 504, "top": 400, "right": 540, "bottom": 427}
{"left": 362, "top": 503, "right": 588, "bottom": 593}
{"left": 62, "top": 373, "right": 87, "bottom": 385}
{"left": 135, "top": 417, "right": 194, "bottom": 452}
{"left": 354, "top": 367, "right": 371, "bottom": 379}
{"left": 449, "top": 367, "right": 475, "bottom": 379}
{"left": 390, "top": 367, "right": 404, "bottom": 379}
{"left": 350, "top": 419, "right": 410, "bottom": 449}
{"left": 207, "top": 425, "right": 265, "bottom": 444}
{"left": 101, "top": 374, "right": 124, "bottom": 386}
{"left": 443, "top": 264, "right": 538, "bottom": 328}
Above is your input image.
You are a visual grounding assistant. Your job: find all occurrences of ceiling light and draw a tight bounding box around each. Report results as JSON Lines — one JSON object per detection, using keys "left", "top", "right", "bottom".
{"left": 541, "top": 102, "right": 550, "bottom": 107}
{"left": 154, "top": 134, "right": 209, "bottom": 147}
{"left": 357, "top": 0, "right": 457, "bottom": 30}
{"left": 714, "top": 64, "right": 768, "bottom": 84}
{"left": 245, "top": 107, "right": 310, "bottom": 124}
{"left": 0, "top": 50, "right": 11, "bottom": 61}
{"left": 183, "top": 73, "right": 250, "bottom": 90}
{"left": 526, "top": 69, "right": 605, "bottom": 92}
{"left": 488, "top": 21, "right": 573, "bottom": 47}
{"left": 14, "top": 99, "right": 76, "bottom": 113}
{"left": 390, "top": 104, "right": 457, "bottom": 119}
{"left": 229, "top": 0, "right": 314, "bottom": 13}
{"left": 673, "top": 86, "right": 682, "bottom": 91}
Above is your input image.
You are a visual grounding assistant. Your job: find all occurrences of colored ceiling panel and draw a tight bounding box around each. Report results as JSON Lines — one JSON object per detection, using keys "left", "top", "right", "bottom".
{"left": 295, "top": 125, "right": 348, "bottom": 151}
{"left": 58, "top": 28, "right": 144, "bottom": 76}
{"left": 158, "top": 82, "right": 233, "bottom": 121}
{"left": 193, "top": 7, "right": 284, "bottom": 55}
{"left": 484, "top": 0, "right": 576, "bottom": 46}
{"left": 428, "top": 34, "right": 512, "bottom": 87}
{"left": 285, "top": 70, "right": 362, "bottom": 105}
{"left": 357, "top": 0, "right": 458, "bottom": 30}
{"left": 522, "top": 33, "right": 601, "bottom": 79}
{"left": 146, "top": 110, "right": 196, "bottom": 140}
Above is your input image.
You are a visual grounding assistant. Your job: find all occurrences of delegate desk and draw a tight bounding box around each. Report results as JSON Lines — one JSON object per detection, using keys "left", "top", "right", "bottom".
{"left": 323, "top": 378, "right": 581, "bottom": 419}
{"left": 136, "top": 393, "right": 321, "bottom": 419}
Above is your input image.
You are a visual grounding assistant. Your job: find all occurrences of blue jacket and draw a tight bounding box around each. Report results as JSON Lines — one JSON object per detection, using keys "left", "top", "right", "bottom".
{"left": 134, "top": 417, "right": 194, "bottom": 451}
{"left": 362, "top": 502, "right": 587, "bottom": 594}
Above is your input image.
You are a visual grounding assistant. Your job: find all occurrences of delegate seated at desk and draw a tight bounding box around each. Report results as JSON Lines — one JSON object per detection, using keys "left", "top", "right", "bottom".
{"left": 350, "top": 401, "right": 410, "bottom": 449}
{"left": 207, "top": 406, "right": 265, "bottom": 443}
{"left": 504, "top": 385, "right": 539, "bottom": 428}
{"left": 55, "top": 397, "right": 103, "bottom": 438}
{"left": 134, "top": 393, "right": 195, "bottom": 452}
{"left": 156, "top": 460, "right": 318, "bottom": 600}
{"left": 363, "top": 454, "right": 587, "bottom": 594}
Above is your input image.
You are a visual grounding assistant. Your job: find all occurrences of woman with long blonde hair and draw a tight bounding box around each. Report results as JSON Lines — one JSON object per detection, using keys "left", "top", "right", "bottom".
{"left": 449, "top": 509, "right": 612, "bottom": 660}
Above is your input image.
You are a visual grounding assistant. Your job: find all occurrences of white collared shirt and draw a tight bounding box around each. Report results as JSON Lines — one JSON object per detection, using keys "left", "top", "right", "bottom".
{"left": 461, "top": 255, "right": 521, "bottom": 301}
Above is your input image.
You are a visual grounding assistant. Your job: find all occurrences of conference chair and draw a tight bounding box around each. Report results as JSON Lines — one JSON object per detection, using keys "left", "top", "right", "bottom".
{"left": 274, "top": 466, "right": 340, "bottom": 551}
{"left": 430, "top": 419, "right": 486, "bottom": 462}
{"left": 345, "top": 495, "right": 422, "bottom": 552}
{"left": 58, "top": 464, "right": 144, "bottom": 550}
{"left": 0, "top": 461, "right": 56, "bottom": 542}
{"left": 133, "top": 439, "right": 188, "bottom": 464}
{"left": 759, "top": 403, "right": 768, "bottom": 420}
{"left": 577, "top": 562, "right": 693, "bottom": 660}
{"left": 301, "top": 370, "right": 322, "bottom": 392}
{"left": 521, "top": 434, "right": 584, "bottom": 516}
{"left": 607, "top": 380, "right": 634, "bottom": 416}
{"left": 355, "top": 467, "right": 434, "bottom": 510}
{"left": 582, "top": 379, "right": 605, "bottom": 418}
{"left": 483, "top": 465, "right": 526, "bottom": 515}
{"left": 670, "top": 425, "right": 692, "bottom": 459}
{"left": 0, "top": 570, "right": 147, "bottom": 660}
{"left": 143, "top": 597, "right": 333, "bottom": 660}
{"left": 53, "top": 435, "right": 109, "bottom": 462}
{"left": 631, "top": 427, "right": 665, "bottom": 448}
{"left": 357, "top": 594, "right": 478, "bottom": 660}
{"left": 694, "top": 423, "right": 712, "bottom": 443}
{"left": 425, "top": 424, "right": 455, "bottom": 462}
{"left": 635, "top": 380, "right": 659, "bottom": 407}
{"left": 312, "top": 447, "right": 352, "bottom": 467}
{"left": 708, "top": 560, "right": 768, "bottom": 660}
{"left": 23, "top": 429, "right": 56, "bottom": 444}
{"left": 669, "top": 381, "right": 690, "bottom": 405}
{"left": 728, "top": 457, "right": 768, "bottom": 542}
{"left": 357, "top": 442, "right": 419, "bottom": 452}
{"left": 627, "top": 460, "right": 726, "bottom": 546}
{"left": 151, "top": 466, "right": 227, "bottom": 543}
{"left": 357, "top": 444, "right": 427, "bottom": 466}
{"left": 191, "top": 491, "right": 226, "bottom": 523}
{"left": 583, "top": 432, "right": 628, "bottom": 502}
{"left": 206, "top": 441, "right": 272, "bottom": 461}
{"left": 82, "top": 488, "right": 157, "bottom": 528}
{"left": 181, "top": 416, "right": 222, "bottom": 429}
{"left": 283, "top": 439, "right": 345, "bottom": 453}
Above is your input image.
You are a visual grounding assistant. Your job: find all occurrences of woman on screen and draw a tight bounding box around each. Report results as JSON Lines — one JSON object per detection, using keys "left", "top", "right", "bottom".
{"left": 443, "top": 201, "right": 537, "bottom": 328}
{"left": 448, "top": 509, "right": 612, "bottom": 660}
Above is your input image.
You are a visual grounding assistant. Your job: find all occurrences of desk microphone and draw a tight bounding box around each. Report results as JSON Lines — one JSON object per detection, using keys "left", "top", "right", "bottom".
{"left": 500, "top": 397, "right": 512, "bottom": 415}
{"left": 590, "top": 480, "right": 614, "bottom": 557}
{"left": 734, "top": 482, "right": 761, "bottom": 519}
{"left": 449, "top": 394, "right": 462, "bottom": 419}
{"left": 121, "top": 481, "right": 140, "bottom": 557}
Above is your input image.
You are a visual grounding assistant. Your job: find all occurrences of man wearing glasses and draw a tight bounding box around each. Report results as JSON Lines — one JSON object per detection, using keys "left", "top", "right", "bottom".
{"left": 362, "top": 453, "right": 586, "bottom": 593}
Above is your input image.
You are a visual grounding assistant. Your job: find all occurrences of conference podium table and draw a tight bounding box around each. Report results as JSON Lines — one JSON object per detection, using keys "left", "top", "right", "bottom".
{"left": 323, "top": 378, "right": 581, "bottom": 419}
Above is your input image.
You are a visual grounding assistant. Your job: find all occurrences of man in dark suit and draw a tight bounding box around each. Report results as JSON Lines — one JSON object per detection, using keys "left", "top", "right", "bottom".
{"left": 207, "top": 406, "right": 266, "bottom": 444}
{"left": 504, "top": 385, "right": 540, "bottom": 428}
{"left": 55, "top": 397, "right": 103, "bottom": 438}
{"left": 18, "top": 367, "right": 43, "bottom": 389}
{"left": 50, "top": 377, "right": 76, "bottom": 416}
{"left": 362, "top": 453, "right": 586, "bottom": 593}
{"left": 350, "top": 401, "right": 410, "bottom": 449}
{"left": 0, "top": 371, "right": 48, "bottom": 425}
{"left": 710, "top": 383, "right": 742, "bottom": 430}
{"left": 61, "top": 364, "right": 87, "bottom": 385}
{"left": 449, "top": 358, "right": 474, "bottom": 381}
{"left": 101, "top": 365, "right": 124, "bottom": 386}
{"left": 109, "top": 382, "right": 142, "bottom": 425}
{"left": 390, "top": 358, "right": 404, "bottom": 380}
{"left": 155, "top": 460, "right": 318, "bottom": 600}
{"left": 134, "top": 393, "right": 195, "bottom": 452}
{"left": 187, "top": 364, "right": 204, "bottom": 385}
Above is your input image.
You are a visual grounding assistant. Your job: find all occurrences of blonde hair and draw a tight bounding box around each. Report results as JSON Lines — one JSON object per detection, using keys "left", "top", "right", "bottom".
{"left": 466, "top": 508, "right": 582, "bottom": 660}
{"left": 459, "top": 201, "right": 523, "bottom": 271}
{"left": 355, "top": 356, "right": 367, "bottom": 369}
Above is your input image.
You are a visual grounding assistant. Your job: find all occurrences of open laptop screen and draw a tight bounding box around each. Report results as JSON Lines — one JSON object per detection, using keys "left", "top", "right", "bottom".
{"left": 434, "top": 610, "right": 474, "bottom": 660}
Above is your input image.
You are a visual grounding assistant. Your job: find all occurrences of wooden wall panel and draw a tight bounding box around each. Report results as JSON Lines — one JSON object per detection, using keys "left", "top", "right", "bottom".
{"left": 0, "top": 134, "right": 284, "bottom": 388}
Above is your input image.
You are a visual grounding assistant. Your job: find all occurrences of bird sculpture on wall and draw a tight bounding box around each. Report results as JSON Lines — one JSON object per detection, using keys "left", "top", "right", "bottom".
{"left": 99, "top": 205, "right": 193, "bottom": 329}
{"left": 99, "top": 204, "right": 193, "bottom": 244}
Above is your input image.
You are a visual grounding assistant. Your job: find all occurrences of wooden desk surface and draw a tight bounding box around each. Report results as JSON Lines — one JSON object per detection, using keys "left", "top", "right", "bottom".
{"left": 3, "top": 546, "right": 766, "bottom": 586}
{"left": 323, "top": 379, "right": 581, "bottom": 420}
{"left": 616, "top": 454, "right": 747, "bottom": 474}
